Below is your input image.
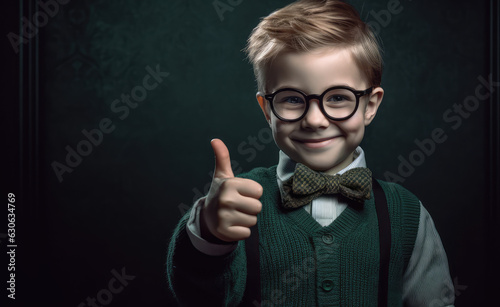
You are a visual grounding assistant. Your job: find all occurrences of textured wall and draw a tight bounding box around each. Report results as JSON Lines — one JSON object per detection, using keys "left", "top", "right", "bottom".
{"left": 18, "top": 0, "right": 492, "bottom": 305}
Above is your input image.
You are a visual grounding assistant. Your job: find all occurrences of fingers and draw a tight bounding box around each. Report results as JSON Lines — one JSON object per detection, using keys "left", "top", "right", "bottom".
{"left": 217, "top": 211, "right": 258, "bottom": 241}
{"left": 218, "top": 226, "right": 252, "bottom": 242}
{"left": 211, "top": 138, "right": 234, "bottom": 179}
{"left": 205, "top": 204, "right": 259, "bottom": 242}
{"left": 218, "top": 192, "right": 262, "bottom": 215}
{"left": 220, "top": 177, "right": 263, "bottom": 199}
{"left": 225, "top": 226, "right": 252, "bottom": 241}
{"left": 219, "top": 209, "right": 258, "bottom": 228}
{"left": 212, "top": 179, "right": 263, "bottom": 242}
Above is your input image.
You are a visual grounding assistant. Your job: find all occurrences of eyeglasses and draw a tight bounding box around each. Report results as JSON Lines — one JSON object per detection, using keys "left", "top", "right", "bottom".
{"left": 264, "top": 86, "right": 373, "bottom": 122}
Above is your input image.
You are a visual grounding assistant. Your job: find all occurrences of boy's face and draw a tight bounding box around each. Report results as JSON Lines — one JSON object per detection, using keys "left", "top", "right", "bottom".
{"left": 256, "top": 47, "right": 384, "bottom": 174}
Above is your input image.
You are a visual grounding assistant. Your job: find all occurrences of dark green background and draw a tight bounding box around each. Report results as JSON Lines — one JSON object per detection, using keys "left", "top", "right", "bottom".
{"left": 2, "top": 0, "right": 499, "bottom": 306}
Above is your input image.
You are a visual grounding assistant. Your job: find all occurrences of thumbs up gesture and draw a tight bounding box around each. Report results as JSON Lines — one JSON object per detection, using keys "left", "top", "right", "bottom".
{"left": 200, "top": 139, "right": 263, "bottom": 243}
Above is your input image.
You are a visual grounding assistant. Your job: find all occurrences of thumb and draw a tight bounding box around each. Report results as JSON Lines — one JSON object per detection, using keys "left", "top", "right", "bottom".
{"left": 211, "top": 138, "right": 234, "bottom": 179}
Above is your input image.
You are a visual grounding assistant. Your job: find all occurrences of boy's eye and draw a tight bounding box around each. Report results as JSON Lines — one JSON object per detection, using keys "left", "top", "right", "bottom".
{"left": 324, "top": 90, "right": 356, "bottom": 109}
{"left": 281, "top": 96, "right": 305, "bottom": 104}
{"left": 326, "top": 95, "right": 349, "bottom": 103}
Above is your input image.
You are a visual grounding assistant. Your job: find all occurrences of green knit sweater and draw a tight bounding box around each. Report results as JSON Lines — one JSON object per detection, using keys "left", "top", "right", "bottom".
{"left": 167, "top": 166, "right": 421, "bottom": 306}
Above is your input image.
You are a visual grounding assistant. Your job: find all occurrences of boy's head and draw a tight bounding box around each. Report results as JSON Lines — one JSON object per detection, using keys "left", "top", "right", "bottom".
{"left": 244, "top": 0, "right": 384, "bottom": 174}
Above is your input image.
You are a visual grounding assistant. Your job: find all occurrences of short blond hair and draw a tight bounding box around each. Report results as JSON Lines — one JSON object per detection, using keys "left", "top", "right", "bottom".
{"left": 244, "top": 0, "right": 382, "bottom": 94}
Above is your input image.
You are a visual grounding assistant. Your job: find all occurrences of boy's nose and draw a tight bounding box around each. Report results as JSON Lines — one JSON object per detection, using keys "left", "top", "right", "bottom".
{"left": 301, "top": 99, "right": 330, "bottom": 129}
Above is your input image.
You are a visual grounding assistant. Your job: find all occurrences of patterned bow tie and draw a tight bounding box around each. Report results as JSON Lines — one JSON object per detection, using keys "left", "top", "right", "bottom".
{"left": 281, "top": 163, "right": 372, "bottom": 209}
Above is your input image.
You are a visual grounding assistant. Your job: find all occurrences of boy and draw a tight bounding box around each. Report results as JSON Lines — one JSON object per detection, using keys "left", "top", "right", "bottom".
{"left": 167, "top": 0, "right": 455, "bottom": 306}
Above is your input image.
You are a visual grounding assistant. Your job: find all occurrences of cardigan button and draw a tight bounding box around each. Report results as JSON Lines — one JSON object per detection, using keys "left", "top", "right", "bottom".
{"left": 322, "top": 234, "right": 334, "bottom": 244}
{"left": 321, "top": 279, "right": 334, "bottom": 292}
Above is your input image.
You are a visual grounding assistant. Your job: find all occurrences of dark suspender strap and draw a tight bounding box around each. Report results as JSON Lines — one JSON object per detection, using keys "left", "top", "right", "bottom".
{"left": 242, "top": 223, "right": 261, "bottom": 306}
{"left": 372, "top": 178, "right": 391, "bottom": 307}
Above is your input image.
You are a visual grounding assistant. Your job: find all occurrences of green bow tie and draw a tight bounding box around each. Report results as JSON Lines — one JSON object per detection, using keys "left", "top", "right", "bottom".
{"left": 281, "top": 163, "right": 372, "bottom": 209}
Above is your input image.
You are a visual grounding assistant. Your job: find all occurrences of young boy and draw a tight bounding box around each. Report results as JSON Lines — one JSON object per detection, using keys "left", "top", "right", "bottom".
{"left": 167, "top": 0, "right": 455, "bottom": 306}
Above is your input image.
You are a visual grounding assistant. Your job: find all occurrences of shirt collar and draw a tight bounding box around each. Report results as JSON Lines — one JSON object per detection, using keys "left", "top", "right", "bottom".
{"left": 276, "top": 146, "right": 367, "bottom": 185}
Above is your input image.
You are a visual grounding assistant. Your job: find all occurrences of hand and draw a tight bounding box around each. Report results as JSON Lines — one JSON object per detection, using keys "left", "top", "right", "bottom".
{"left": 200, "top": 139, "right": 263, "bottom": 243}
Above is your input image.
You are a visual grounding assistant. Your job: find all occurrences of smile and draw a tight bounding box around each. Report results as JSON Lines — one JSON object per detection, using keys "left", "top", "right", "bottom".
{"left": 293, "top": 136, "right": 339, "bottom": 149}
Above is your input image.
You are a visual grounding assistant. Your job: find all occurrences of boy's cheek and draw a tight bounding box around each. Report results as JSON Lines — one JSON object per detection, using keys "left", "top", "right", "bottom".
{"left": 270, "top": 120, "right": 292, "bottom": 134}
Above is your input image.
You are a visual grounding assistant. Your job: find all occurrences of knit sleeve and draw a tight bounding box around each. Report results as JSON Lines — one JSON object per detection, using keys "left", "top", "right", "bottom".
{"left": 166, "top": 209, "right": 247, "bottom": 306}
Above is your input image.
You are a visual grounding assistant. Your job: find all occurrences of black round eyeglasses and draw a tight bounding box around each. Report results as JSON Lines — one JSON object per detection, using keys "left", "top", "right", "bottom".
{"left": 264, "top": 86, "right": 373, "bottom": 122}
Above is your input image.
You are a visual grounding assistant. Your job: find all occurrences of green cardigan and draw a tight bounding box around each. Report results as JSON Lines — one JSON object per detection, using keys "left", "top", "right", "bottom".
{"left": 167, "top": 166, "right": 420, "bottom": 306}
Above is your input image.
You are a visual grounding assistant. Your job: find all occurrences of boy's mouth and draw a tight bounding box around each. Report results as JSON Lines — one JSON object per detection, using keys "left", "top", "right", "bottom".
{"left": 293, "top": 136, "right": 339, "bottom": 148}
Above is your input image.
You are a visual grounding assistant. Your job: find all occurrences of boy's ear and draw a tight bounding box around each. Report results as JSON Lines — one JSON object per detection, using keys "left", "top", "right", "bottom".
{"left": 364, "top": 86, "right": 384, "bottom": 126}
{"left": 256, "top": 92, "right": 272, "bottom": 124}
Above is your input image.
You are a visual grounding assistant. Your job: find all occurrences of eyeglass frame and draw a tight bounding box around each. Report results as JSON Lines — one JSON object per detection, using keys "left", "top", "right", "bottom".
{"left": 264, "top": 85, "right": 374, "bottom": 122}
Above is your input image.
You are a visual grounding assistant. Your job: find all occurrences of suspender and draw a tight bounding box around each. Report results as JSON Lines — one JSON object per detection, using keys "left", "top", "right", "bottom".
{"left": 242, "top": 223, "right": 261, "bottom": 306}
{"left": 242, "top": 178, "right": 391, "bottom": 306}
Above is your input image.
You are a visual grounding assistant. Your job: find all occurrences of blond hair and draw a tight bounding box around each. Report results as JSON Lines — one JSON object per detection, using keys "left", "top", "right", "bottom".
{"left": 244, "top": 0, "right": 382, "bottom": 94}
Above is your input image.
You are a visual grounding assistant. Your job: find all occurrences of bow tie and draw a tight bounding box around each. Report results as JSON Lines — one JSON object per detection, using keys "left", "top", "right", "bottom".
{"left": 281, "top": 163, "right": 372, "bottom": 209}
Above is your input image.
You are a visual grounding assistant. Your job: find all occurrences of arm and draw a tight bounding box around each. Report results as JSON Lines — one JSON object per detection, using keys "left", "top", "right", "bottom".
{"left": 167, "top": 139, "right": 262, "bottom": 306}
{"left": 402, "top": 203, "right": 455, "bottom": 307}
{"left": 166, "top": 207, "right": 247, "bottom": 306}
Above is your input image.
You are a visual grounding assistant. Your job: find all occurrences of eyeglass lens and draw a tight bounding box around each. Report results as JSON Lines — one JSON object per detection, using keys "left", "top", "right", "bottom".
{"left": 272, "top": 88, "right": 357, "bottom": 120}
